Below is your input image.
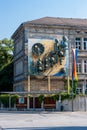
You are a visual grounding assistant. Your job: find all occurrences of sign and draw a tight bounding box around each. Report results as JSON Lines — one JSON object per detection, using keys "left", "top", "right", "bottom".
{"left": 19, "top": 97, "right": 24, "bottom": 104}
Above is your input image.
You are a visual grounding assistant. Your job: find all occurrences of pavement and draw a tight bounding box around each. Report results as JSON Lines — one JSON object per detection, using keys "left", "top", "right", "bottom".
{"left": 0, "top": 110, "right": 87, "bottom": 130}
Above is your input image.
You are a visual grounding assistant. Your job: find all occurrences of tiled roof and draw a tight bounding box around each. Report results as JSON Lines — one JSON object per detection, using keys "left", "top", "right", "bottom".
{"left": 25, "top": 16, "right": 87, "bottom": 27}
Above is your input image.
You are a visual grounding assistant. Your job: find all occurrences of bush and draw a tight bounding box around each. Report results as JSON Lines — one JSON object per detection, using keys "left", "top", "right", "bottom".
{"left": 0, "top": 94, "right": 9, "bottom": 107}
{"left": 11, "top": 94, "right": 19, "bottom": 107}
{"left": 38, "top": 94, "right": 44, "bottom": 103}
{"left": 51, "top": 94, "right": 59, "bottom": 101}
{"left": 0, "top": 94, "right": 19, "bottom": 107}
{"left": 61, "top": 92, "right": 70, "bottom": 101}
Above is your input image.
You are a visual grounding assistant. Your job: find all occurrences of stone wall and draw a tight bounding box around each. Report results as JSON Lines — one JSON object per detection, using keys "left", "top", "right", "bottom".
{"left": 61, "top": 96, "right": 87, "bottom": 111}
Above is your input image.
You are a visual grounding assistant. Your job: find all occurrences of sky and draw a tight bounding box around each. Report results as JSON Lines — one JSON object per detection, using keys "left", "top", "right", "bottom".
{"left": 0, "top": 0, "right": 87, "bottom": 39}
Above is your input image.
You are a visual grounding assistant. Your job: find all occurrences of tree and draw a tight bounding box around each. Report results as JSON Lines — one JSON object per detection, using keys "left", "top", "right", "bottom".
{"left": 0, "top": 62, "right": 13, "bottom": 92}
{"left": 0, "top": 38, "right": 14, "bottom": 92}
{"left": 0, "top": 38, "right": 13, "bottom": 70}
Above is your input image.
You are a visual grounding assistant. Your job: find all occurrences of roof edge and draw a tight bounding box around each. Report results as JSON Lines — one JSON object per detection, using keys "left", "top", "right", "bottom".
{"left": 11, "top": 23, "right": 24, "bottom": 39}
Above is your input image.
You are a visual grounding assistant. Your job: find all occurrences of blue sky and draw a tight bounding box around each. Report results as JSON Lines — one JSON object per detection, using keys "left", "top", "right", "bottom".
{"left": 0, "top": 0, "right": 87, "bottom": 39}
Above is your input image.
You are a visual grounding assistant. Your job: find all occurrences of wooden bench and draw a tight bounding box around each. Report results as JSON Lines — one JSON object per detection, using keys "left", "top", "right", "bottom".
{"left": 16, "top": 104, "right": 27, "bottom": 108}
{"left": 44, "top": 104, "right": 56, "bottom": 109}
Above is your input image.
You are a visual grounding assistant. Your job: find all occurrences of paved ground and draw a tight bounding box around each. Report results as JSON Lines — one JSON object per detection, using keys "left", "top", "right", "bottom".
{"left": 3, "top": 127, "right": 87, "bottom": 130}
{"left": 0, "top": 111, "right": 87, "bottom": 130}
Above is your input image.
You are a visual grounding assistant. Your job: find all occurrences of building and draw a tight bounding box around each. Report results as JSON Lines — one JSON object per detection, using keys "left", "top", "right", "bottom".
{"left": 12, "top": 17, "right": 87, "bottom": 110}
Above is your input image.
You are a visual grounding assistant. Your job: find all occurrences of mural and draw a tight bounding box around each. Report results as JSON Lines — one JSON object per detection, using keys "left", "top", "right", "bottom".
{"left": 28, "top": 36, "right": 69, "bottom": 77}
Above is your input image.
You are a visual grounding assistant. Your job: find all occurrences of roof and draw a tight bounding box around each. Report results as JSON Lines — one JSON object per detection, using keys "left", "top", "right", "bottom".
{"left": 12, "top": 16, "right": 87, "bottom": 38}
{"left": 25, "top": 16, "right": 87, "bottom": 27}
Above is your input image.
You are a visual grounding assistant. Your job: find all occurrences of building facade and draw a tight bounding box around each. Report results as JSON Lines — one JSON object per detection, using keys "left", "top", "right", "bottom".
{"left": 12, "top": 17, "right": 87, "bottom": 95}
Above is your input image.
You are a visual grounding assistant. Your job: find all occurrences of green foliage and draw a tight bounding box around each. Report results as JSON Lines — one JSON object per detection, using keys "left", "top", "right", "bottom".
{"left": 0, "top": 94, "right": 19, "bottom": 107}
{"left": 0, "top": 94, "right": 9, "bottom": 107}
{"left": 69, "top": 93, "right": 76, "bottom": 99}
{"left": 64, "top": 79, "right": 68, "bottom": 90}
{"left": 0, "top": 38, "right": 13, "bottom": 70}
{"left": 51, "top": 94, "right": 59, "bottom": 101}
{"left": 38, "top": 93, "right": 72, "bottom": 102}
{"left": 0, "top": 62, "right": 13, "bottom": 92}
{"left": 63, "top": 78, "right": 78, "bottom": 95}
{"left": 61, "top": 92, "right": 70, "bottom": 101}
{"left": 78, "top": 93, "right": 84, "bottom": 96}
{"left": 0, "top": 38, "right": 14, "bottom": 92}
{"left": 70, "top": 80, "right": 78, "bottom": 94}
{"left": 38, "top": 94, "right": 44, "bottom": 103}
{"left": 11, "top": 94, "right": 19, "bottom": 107}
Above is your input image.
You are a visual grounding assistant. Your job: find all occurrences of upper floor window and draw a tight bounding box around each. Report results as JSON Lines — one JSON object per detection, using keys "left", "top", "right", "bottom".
{"left": 15, "top": 60, "right": 23, "bottom": 76}
{"left": 77, "top": 59, "right": 81, "bottom": 73}
{"left": 84, "top": 38, "right": 87, "bottom": 50}
{"left": 75, "top": 38, "right": 81, "bottom": 50}
{"left": 15, "top": 85, "right": 24, "bottom": 92}
{"left": 15, "top": 40, "right": 23, "bottom": 54}
{"left": 84, "top": 60, "right": 87, "bottom": 73}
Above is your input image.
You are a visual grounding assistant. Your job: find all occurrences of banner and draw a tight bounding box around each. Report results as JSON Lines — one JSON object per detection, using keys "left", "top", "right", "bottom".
{"left": 28, "top": 37, "right": 69, "bottom": 77}
{"left": 72, "top": 48, "right": 78, "bottom": 80}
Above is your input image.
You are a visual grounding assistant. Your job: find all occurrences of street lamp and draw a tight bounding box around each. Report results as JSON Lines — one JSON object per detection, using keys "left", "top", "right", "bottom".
{"left": 84, "top": 75, "right": 86, "bottom": 111}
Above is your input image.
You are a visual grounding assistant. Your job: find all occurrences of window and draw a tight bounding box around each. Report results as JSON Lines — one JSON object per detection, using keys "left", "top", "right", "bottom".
{"left": 76, "top": 88, "right": 82, "bottom": 94}
{"left": 85, "top": 85, "right": 87, "bottom": 94}
{"left": 15, "top": 60, "right": 23, "bottom": 76}
{"left": 77, "top": 59, "right": 81, "bottom": 73}
{"left": 15, "top": 84, "right": 24, "bottom": 92}
{"left": 15, "top": 40, "right": 23, "bottom": 54}
{"left": 75, "top": 38, "right": 81, "bottom": 50}
{"left": 84, "top": 38, "right": 87, "bottom": 50}
{"left": 84, "top": 60, "right": 87, "bottom": 73}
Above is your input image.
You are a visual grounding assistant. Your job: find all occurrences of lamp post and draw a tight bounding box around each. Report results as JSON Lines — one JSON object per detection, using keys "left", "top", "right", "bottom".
{"left": 84, "top": 76, "right": 86, "bottom": 111}
{"left": 72, "top": 77, "right": 74, "bottom": 112}
{"left": 71, "top": 47, "right": 74, "bottom": 112}
{"left": 71, "top": 47, "right": 75, "bottom": 112}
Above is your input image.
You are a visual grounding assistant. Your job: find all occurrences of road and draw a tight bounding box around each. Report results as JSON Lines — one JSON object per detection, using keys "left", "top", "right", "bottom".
{"left": 0, "top": 111, "right": 87, "bottom": 129}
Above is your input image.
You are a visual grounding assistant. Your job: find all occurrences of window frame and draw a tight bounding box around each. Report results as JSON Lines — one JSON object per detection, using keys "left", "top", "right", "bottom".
{"left": 84, "top": 60, "right": 87, "bottom": 73}
{"left": 84, "top": 38, "right": 87, "bottom": 50}
{"left": 75, "top": 37, "right": 81, "bottom": 50}
{"left": 77, "top": 63, "right": 81, "bottom": 73}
